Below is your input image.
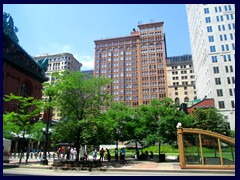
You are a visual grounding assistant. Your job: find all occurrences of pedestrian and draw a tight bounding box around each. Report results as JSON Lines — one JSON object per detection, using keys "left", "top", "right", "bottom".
{"left": 70, "top": 147, "right": 74, "bottom": 160}
{"left": 66, "top": 147, "right": 70, "bottom": 160}
{"left": 136, "top": 147, "right": 139, "bottom": 159}
{"left": 115, "top": 148, "right": 118, "bottom": 162}
{"left": 145, "top": 151, "right": 149, "bottom": 159}
{"left": 150, "top": 151, "right": 154, "bottom": 159}
{"left": 106, "top": 148, "right": 111, "bottom": 162}
{"left": 25, "top": 147, "right": 30, "bottom": 164}
{"left": 120, "top": 148, "right": 125, "bottom": 163}
{"left": 84, "top": 149, "right": 88, "bottom": 160}
{"left": 100, "top": 148, "right": 105, "bottom": 161}
{"left": 92, "top": 148, "right": 97, "bottom": 161}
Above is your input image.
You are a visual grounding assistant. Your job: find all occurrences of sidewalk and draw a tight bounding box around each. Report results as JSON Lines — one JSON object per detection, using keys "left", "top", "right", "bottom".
{"left": 3, "top": 157, "right": 235, "bottom": 175}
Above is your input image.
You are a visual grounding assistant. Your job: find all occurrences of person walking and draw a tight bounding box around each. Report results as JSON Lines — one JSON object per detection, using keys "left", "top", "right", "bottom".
{"left": 92, "top": 148, "right": 97, "bottom": 161}
{"left": 120, "top": 148, "right": 125, "bottom": 163}
{"left": 106, "top": 148, "right": 111, "bottom": 162}
{"left": 100, "top": 148, "right": 105, "bottom": 161}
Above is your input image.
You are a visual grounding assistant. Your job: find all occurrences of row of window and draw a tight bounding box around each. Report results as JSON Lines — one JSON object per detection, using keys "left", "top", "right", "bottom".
{"left": 215, "top": 76, "right": 235, "bottom": 85}
{"left": 140, "top": 26, "right": 161, "bottom": 32}
{"left": 211, "top": 54, "right": 235, "bottom": 63}
{"left": 205, "top": 14, "right": 234, "bottom": 23}
{"left": 171, "top": 65, "right": 193, "bottom": 69}
{"left": 213, "top": 65, "right": 234, "bottom": 74}
{"left": 95, "top": 40, "right": 137, "bottom": 48}
{"left": 207, "top": 23, "right": 235, "bottom": 33}
{"left": 218, "top": 100, "right": 235, "bottom": 109}
{"left": 173, "top": 81, "right": 195, "bottom": 86}
{"left": 172, "top": 70, "right": 194, "bottom": 75}
{"left": 174, "top": 91, "right": 196, "bottom": 95}
{"left": 48, "top": 56, "right": 71, "bottom": 61}
{"left": 204, "top": 5, "right": 234, "bottom": 14}
{"left": 210, "top": 43, "right": 235, "bottom": 52}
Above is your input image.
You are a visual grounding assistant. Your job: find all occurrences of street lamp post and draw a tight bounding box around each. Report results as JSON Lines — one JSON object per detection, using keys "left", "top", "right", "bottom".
{"left": 40, "top": 96, "right": 52, "bottom": 165}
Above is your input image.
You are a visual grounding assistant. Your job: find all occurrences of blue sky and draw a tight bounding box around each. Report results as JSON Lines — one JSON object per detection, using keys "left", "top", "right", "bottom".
{"left": 3, "top": 4, "right": 192, "bottom": 70}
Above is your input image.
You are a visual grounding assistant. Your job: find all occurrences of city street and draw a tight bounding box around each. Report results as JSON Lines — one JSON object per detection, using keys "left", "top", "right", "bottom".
{"left": 3, "top": 167, "right": 235, "bottom": 176}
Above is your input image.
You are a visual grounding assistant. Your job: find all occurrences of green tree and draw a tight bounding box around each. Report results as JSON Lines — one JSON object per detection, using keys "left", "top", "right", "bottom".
{"left": 43, "top": 71, "right": 112, "bottom": 161}
{"left": 138, "top": 98, "right": 192, "bottom": 155}
{"left": 30, "top": 119, "right": 46, "bottom": 151}
{"left": 3, "top": 93, "right": 43, "bottom": 164}
{"left": 192, "top": 107, "right": 230, "bottom": 136}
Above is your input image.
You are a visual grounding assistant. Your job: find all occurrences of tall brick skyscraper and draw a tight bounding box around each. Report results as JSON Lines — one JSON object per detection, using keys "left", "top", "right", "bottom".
{"left": 94, "top": 22, "right": 168, "bottom": 107}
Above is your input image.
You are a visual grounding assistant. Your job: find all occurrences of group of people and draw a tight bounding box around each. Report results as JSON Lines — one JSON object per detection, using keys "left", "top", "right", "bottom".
{"left": 93, "top": 147, "right": 126, "bottom": 163}
{"left": 57, "top": 146, "right": 77, "bottom": 160}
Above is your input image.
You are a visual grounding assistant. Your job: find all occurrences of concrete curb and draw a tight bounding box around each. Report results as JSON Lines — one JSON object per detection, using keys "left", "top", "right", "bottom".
{"left": 3, "top": 164, "right": 235, "bottom": 175}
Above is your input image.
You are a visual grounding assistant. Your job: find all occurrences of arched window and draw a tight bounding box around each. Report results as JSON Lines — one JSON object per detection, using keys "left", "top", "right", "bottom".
{"left": 175, "top": 97, "right": 180, "bottom": 106}
{"left": 148, "top": 43, "right": 154, "bottom": 48}
{"left": 131, "top": 45, "right": 137, "bottom": 50}
{"left": 141, "top": 44, "right": 147, "bottom": 49}
{"left": 184, "top": 97, "right": 189, "bottom": 102}
{"left": 125, "top": 46, "right": 130, "bottom": 50}
{"left": 113, "top": 48, "right": 118, "bottom": 51}
{"left": 20, "top": 80, "right": 33, "bottom": 97}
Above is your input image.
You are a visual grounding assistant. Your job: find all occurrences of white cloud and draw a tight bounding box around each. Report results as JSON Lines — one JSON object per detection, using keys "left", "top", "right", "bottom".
{"left": 74, "top": 55, "right": 94, "bottom": 70}
{"left": 37, "top": 43, "right": 94, "bottom": 71}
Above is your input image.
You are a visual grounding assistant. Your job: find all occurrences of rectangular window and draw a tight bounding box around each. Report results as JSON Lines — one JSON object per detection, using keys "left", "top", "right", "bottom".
{"left": 218, "top": 101, "right": 225, "bottom": 109}
{"left": 215, "top": 7, "right": 218, "bottom": 12}
{"left": 228, "top": 5, "right": 232, "bottom": 11}
{"left": 232, "top": 77, "right": 235, "bottom": 84}
{"left": 230, "top": 33, "right": 234, "bottom": 40}
{"left": 229, "top": 89, "right": 233, "bottom": 96}
{"left": 222, "top": 25, "right": 225, "bottom": 31}
{"left": 232, "top": 23, "right": 235, "bottom": 29}
{"left": 216, "top": 16, "right": 219, "bottom": 22}
{"left": 213, "top": 67, "right": 219, "bottom": 74}
{"left": 228, "top": 54, "right": 231, "bottom": 61}
{"left": 204, "top": 8, "right": 209, "bottom": 14}
{"left": 230, "top": 65, "right": 233, "bottom": 72}
{"left": 225, "top": 44, "right": 229, "bottom": 51}
{"left": 227, "top": 77, "right": 231, "bottom": 84}
{"left": 220, "top": 15, "right": 224, "bottom": 21}
{"left": 230, "top": 14, "right": 234, "bottom": 20}
{"left": 224, "top": 5, "right": 228, "bottom": 11}
{"left": 232, "top": 43, "right": 235, "bottom": 50}
{"left": 226, "top": 14, "right": 230, "bottom": 20}
{"left": 215, "top": 78, "right": 221, "bottom": 85}
{"left": 219, "top": 6, "right": 222, "bottom": 12}
{"left": 208, "top": 36, "right": 214, "bottom": 42}
{"left": 210, "top": 46, "right": 216, "bottom": 52}
{"left": 211, "top": 56, "right": 218, "bottom": 63}
{"left": 223, "top": 55, "right": 227, "bottom": 62}
{"left": 207, "top": 26, "right": 213, "bottom": 32}
{"left": 218, "top": 25, "right": 221, "bottom": 31}
{"left": 220, "top": 35, "right": 223, "bottom": 41}
{"left": 231, "top": 101, "right": 235, "bottom": 108}
{"left": 225, "top": 66, "right": 229, "bottom": 73}
{"left": 205, "top": 17, "right": 211, "bottom": 23}
{"left": 228, "top": 24, "right": 232, "bottom": 30}
{"left": 217, "top": 89, "right": 223, "bottom": 97}
{"left": 221, "top": 45, "right": 225, "bottom": 51}
{"left": 224, "top": 34, "right": 227, "bottom": 40}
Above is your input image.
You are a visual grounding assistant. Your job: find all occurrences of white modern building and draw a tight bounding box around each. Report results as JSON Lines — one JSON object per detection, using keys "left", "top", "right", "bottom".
{"left": 186, "top": 4, "right": 235, "bottom": 130}
{"left": 33, "top": 53, "right": 82, "bottom": 121}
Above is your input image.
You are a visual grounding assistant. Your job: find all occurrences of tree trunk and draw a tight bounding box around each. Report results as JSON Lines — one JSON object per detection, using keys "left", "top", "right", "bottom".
{"left": 75, "top": 128, "right": 81, "bottom": 161}
{"left": 19, "top": 131, "right": 25, "bottom": 164}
